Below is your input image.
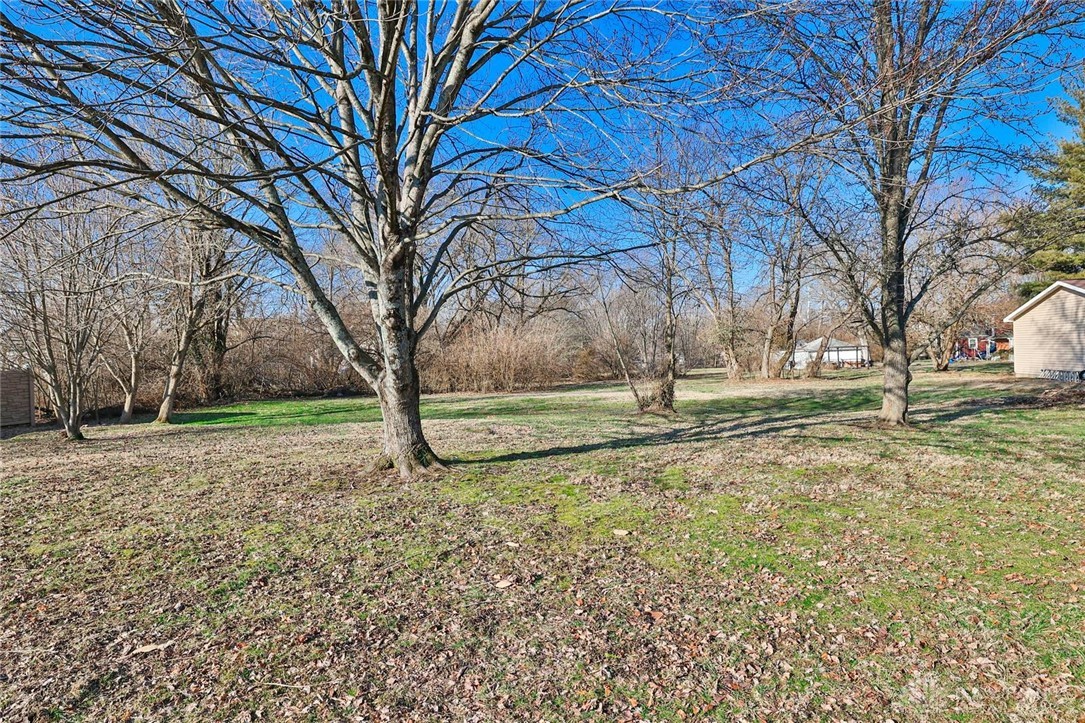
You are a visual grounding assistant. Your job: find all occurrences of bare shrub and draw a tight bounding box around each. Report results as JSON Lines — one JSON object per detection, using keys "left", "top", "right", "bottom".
{"left": 421, "top": 321, "right": 577, "bottom": 394}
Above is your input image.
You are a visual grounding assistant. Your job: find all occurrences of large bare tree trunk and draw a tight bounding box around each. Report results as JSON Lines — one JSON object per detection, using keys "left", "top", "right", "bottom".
{"left": 877, "top": 90, "right": 911, "bottom": 426}
{"left": 368, "top": 258, "right": 442, "bottom": 477}
{"left": 56, "top": 407, "right": 84, "bottom": 441}
{"left": 880, "top": 327, "right": 911, "bottom": 425}
{"left": 718, "top": 317, "right": 741, "bottom": 380}
{"left": 879, "top": 206, "right": 911, "bottom": 426}
{"left": 193, "top": 282, "right": 232, "bottom": 403}
{"left": 374, "top": 359, "right": 441, "bottom": 477}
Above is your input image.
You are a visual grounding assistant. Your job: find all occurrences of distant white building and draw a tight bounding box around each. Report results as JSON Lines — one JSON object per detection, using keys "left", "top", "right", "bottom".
{"left": 787, "top": 337, "right": 870, "bottom": 370}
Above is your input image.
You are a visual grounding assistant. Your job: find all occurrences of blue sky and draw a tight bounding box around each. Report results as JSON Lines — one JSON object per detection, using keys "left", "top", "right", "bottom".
{"left": 4, "top": 0, "right": 1082, "bottom": 276}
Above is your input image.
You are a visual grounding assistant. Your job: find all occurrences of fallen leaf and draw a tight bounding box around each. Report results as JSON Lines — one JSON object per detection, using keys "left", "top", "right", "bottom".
{"left": 613, "top": 529, "right": 630, "bottom": 536}
{"left": 129, "top": 640, "right": 174, "bottom": 656}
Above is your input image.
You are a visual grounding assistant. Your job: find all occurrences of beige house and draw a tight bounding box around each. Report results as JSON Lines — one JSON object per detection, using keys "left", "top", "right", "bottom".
{"left": 1, "top": 367, "right": 35, "bottom": 426}
{"left": 1004, "top": 279, "right": 1085, "bottom": 380}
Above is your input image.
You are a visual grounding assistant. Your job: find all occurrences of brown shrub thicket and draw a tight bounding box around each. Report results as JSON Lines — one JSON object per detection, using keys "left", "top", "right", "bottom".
{"left": 419, "top": 321, "right": 583, "bottom": 393}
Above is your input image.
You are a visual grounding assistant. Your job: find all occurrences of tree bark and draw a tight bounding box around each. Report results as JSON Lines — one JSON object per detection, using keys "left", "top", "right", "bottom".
{"left": 877, "top": 227, "right": 911, "bottom": 423}
{"left": 193, "top": 283, "right": 231, "bottom": 403}
{"left": 56, "top": 407, "right": 84, "bottom": 440}
{"left": 54, "top": 377, "right": 84, "bottom": 440}
{"left": 367, "top": 253, "right": 443, "bottom": 477}
{"left": 760, "top": 323, "right": 776, "bottom": 379}
{"left": 933, "top": 335, "right": 954, "bottom": 372}
{"left": 613, "top": 336, "right": 647, "bottom": 411}
{"left": 155, "top": 321, "right": 196, "bottom": 424}
{"left": 599, "top": 284, "right": 648, "bottom": 411}
{"left": 373, "top": 360, "right": 442, "bottom": 478}
{"left": 774, "top": 278, "right": 803, "bottom": 378}
{"left": 652, "top": 272, "right": 677, "bottom": 412}
{"left": 876, "top": 83, "right": 911, "bottom": 426}
{"left": 930, "top": 321, "right": 961, "bottom": 372}
{"left": 653, "top": 359, "right": 676, "bottom": 411}
{"left": 805, "top": 335, "right": 832, "bottom": 379}
{"left": 879, "top": 324, "right": 911, "bottom": 425}
{"left": 119, "top": 352, "right": 139, "bottom": 423}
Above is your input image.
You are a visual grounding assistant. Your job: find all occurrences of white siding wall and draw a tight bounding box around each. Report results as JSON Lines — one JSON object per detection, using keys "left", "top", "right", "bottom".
{"left": 1012, "top": 288, "right": 1085, "bottom": 377}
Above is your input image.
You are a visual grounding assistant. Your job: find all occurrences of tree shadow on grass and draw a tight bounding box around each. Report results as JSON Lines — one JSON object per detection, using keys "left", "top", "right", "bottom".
{"left": 173, "top": 410, "right": 259, "bottom": 424}
{"left": 0, "top": 422, "right": 54, "bottom": 440}
{"left": 174, "top": 405, "right": 384, "bottom": 425}
{"left": 459, "top": 411, "right": 865, "bottom": 465}
{"left": 459, "top": 387, "right": 1055, "bottom": 467}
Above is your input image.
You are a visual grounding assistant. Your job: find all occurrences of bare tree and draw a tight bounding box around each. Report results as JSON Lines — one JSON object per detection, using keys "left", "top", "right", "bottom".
{"left": 729, "top": 158, "right": 823, "bottom": 379}
{"left": 0, "top": 0, "right": 736, "bottom": 475}
{"left": 797, "top": 290, "right": 860, "bottom": 379}
{"left": 687, "top": 186, "right": 749, "bottom": 379}
{"left": 593, "top": 275, "right": 651, "bottom": 411}
{"left": 102, "top": 235, "right": 159, "bottom": 423}
{"left": 189, "top": 276, "right": 248, "bottom": 404}
{"left": 623, "top": 136, "right": 706, "bottom": 412}
{"left": 0, "top": 188, "right": 121, "bottom": 439}
{"left": 908, "top": 200, "right": 1022, "bottom": 370}
{"left": 154, "top": 222, "right": 238, "bottom": 424}
{"left": 747, "top": 0, "right": 1084, "bottom": 424}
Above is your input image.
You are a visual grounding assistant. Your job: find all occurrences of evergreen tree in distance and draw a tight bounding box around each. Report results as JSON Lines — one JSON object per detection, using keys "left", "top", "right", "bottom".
{"left": 1017, "top": 80, "right": 1085, "bottom": 299}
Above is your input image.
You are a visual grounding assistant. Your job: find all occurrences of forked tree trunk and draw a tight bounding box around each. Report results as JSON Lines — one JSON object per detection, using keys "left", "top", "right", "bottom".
{"left": 931, "top": 324, "right": 959, "bottom": 372}
{"left": 194, "top": 285, "right": 231, "bottom": 403}
{"left": 50, "top": 377, "right": 84, "bottom": 440}
{"left": 932, "top": 340, "right": 953, "bottom": 372}
{"left": 805, "top": 335, "right": 832, "bottom": 379}
{"left": 717, "top": 326, "right": 741, "bottom": 380}
{"left": 56, "top": 407, "right": 84, "bottom": 440}
{"left": 775, "top": 281, "right": 802, "bottom": 378}
{"left": 156, "top": 286, "right": 211, "bottom": 424}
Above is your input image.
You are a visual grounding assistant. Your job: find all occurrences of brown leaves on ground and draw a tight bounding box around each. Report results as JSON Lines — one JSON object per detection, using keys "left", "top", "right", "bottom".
{"left": 1, "top": 372, "right": 1084, "bottom": 721}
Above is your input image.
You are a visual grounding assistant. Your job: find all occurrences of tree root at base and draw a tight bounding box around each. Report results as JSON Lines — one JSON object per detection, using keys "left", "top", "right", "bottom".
{"left": 365, "top": 447, "right": 449, "bottom": 479}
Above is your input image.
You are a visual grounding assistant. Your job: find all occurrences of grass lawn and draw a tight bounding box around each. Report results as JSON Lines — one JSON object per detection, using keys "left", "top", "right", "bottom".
{"left": 2, "top": 364, "right": 1084, "bottom": 721}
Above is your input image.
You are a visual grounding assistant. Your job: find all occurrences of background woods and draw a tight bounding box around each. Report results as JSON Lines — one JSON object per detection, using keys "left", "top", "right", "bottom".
{"left": 0, "top": 1, "right": 1082, "bottom": 471}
